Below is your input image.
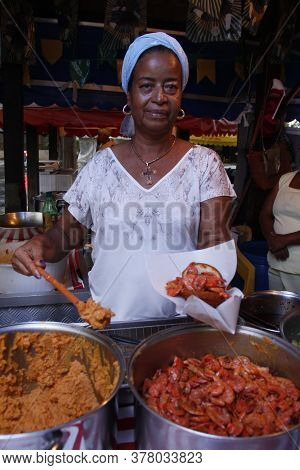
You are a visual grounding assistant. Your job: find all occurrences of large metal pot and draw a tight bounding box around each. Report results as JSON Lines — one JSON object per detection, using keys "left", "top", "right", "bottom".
{"left": 0, "top": 322, "right": 125, "bottom": 450}
{"left": 240, "top": 290, "right": 300, "bottom": 333}
{"left": 0, "top": 212, "right": 43, "bottom": 241}
{"left": 0, "top": 212, "right": 43, "bottom": 229}
{"left": 280, "top": 310, "right": 300, "bottom": 348}
{"left": 128, "top": 325, "right": 300, "bottom": 450}
{"left": 0, "top": 257, "right": 67, "bottom": 294}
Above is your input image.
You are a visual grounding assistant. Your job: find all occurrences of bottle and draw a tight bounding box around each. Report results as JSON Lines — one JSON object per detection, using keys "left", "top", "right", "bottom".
{"left": 42, "top": 192, "right": 58, "bottom": 231}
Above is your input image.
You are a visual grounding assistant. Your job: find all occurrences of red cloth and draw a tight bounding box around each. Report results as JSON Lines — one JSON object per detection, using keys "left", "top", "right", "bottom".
{"left": 0, "top": 106, "right": 237, "bottom": 137}
{"left": 261, "top": 79, "right": 285, "bottom": 137}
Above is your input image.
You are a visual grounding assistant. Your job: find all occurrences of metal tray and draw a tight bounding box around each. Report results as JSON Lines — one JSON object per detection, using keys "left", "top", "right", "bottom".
{"left": 0, "top": 290, "right": 246, "bottom": 362}
{"left": 0, "top": 290, "right": 90, "bottom": 326}
{"left": 0, "top": 290, "right": 198, "bottom": 361}
{"left": 103, "top": 316, "right": 198, "bottom": 361}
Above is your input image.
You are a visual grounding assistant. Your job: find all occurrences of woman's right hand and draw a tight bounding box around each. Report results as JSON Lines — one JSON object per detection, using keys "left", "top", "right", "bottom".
{"left": 12, "top": 236, "right": 46, "bottom": 278}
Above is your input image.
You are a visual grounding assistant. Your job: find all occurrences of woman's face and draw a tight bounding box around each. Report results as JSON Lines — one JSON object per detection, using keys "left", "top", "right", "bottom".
{"left": 127, "top": 49, "right": 183, "bottom": 136}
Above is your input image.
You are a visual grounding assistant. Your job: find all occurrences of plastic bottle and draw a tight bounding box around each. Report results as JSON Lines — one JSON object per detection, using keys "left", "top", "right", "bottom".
{"left": 42, "top": 192, "right": 58, "bottom": 231}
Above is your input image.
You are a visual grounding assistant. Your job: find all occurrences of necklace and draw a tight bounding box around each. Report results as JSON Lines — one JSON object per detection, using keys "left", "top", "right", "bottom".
{"left": 131, "top": 136, "right": 176, "bottom": 185}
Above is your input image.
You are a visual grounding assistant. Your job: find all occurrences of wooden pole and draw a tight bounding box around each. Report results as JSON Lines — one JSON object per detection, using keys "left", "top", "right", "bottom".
{"left": 2, "top": 63, "right": 26, "bottom": 212}
{"left": 49, "top": 126, "right": 59, "bottom": 160}
{"left": 26, "top": 124, "right": 39, "bottom": 210}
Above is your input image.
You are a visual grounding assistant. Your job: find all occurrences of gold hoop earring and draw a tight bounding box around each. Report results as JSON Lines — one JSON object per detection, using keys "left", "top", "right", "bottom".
{"left": 177, "top": 108, "right": 185, "bottom": 120}
{"left": 122, "top": 104, "right": 131, "bottom": 116}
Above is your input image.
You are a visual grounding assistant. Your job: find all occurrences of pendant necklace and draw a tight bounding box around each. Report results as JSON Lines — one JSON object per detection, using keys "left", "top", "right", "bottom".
{"left": 131, "top": 136, "right": 176, "bottom": 186}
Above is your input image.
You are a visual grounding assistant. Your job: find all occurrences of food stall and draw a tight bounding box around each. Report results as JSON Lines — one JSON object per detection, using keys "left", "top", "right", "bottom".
{"left": 0, "top": 215, "right": 299, "bottom": 449}
{"left": 0, "top": 0, "right": 299, "bottom": 452}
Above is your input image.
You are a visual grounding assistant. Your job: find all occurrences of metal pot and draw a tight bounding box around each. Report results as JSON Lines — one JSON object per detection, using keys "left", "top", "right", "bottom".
{"left": 0, "top": 212, "right": 43, "bottom": 229}
{"left": 0, "top": 322, "right": 125, "bottom": 450}
{"left": 0, "top": 212, "right": 43, "bottom": 241}
{"left": 0, "top": 257, "right": 67, "bottom": 294}
{"left": 128, "top": 325, "right": 300, "bottom": 450}
{"left": 239, "top": 290, "right": 300, "bottom": 333}
{"left": 280, "top": 311, "right": 300, "bottom": 349}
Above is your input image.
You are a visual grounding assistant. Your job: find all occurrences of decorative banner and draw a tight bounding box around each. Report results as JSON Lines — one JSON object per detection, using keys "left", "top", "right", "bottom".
{"left": 196, "top": 59, "right": 216, "bottom": 84}
{"left": 24, "top": 18, "right": 35, "bottom": 63}
{"left": 188, "top": 0, "right": 223, "bottom": 19}
{"left": 41, "top": 39, "right": 63, "bottom": 65}
{"left": 234, "top": 60, "right": 245, "bottom": 80}
{"left": 116, "top": 59, "right": 123, "bottom": 84}
{"left": 100, "top": 0, "right": 147, "bottom": 58}
{"left": 54, "top": 0, "right": 79, "bottom": 45}
{"left": 242, "top": 0, "right": 269, "bottom": 34}
{"left": 275, "top": 2, "right": 298, "bottom": 60}
{"left": 186, "top": 0, "right": 242, "bottom": 42}
{"left": 190, "top": 133, "right": 237, "bottom": 146}
{"left": 69, "top": 59, "right": 91, "bottom": 102}
{"left": 1, "top": 0, "right": 35, "bottom": 64}
{"left": 70, "top": 59, "right": 91, "bottom": 87}
{"left": 98, "top": 45, "right": 117, "bottom": 67}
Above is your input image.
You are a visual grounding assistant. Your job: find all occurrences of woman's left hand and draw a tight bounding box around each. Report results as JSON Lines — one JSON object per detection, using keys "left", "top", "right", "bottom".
{"left": 267, "top": 232, "right": 289, "bottom": 254}
{"left": 271, "top": 247, "right": 289, "bottom": 261}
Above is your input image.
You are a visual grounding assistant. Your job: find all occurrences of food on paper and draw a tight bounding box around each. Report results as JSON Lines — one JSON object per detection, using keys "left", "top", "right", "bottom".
{"left": 165, "top": 262, "right": 231, "bottom": 307}
{"left": 142, "top": 354, "right": 300, "bottom": 437}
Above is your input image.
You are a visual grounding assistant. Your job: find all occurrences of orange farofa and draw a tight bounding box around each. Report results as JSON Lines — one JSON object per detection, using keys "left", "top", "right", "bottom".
{"left": 0, "top": 331, "right": 119, "bottom": 434}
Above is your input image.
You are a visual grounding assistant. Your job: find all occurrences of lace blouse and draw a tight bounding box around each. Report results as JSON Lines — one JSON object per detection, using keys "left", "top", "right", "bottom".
{"left": 64, "top": 145, "right": 235, "bottom": 321}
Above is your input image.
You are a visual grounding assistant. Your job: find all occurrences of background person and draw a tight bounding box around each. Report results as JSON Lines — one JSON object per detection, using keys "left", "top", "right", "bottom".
{"left": 12, "top": 32, "right": 235, "bottom": 321}
{"left": 260, "top": 169, "right": 300, "bottom": 293}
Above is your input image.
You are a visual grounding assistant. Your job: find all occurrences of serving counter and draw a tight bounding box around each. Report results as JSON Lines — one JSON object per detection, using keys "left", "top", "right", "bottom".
{"left": 1, "top": 290, "right": 298, "bottom": 450}
{"left": 0, "top": 288, "right": 198, "bottom": 449}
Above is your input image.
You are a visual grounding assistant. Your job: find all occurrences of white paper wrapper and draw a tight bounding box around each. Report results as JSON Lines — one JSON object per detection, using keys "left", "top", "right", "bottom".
{"left": 146, "top": 240, "right": 243, "bottom": 334}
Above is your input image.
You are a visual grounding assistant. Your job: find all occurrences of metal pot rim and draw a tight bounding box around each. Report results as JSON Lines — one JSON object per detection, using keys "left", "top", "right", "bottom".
{"left": 243, "top": 290, "right": 300, "bottom": 300}
{"left": 0, "top": 321, "right": 125, "bottom": 441}
{"left": 128, "top": 324, "right": 300, "bottom": 441}
{"left": 280, "top": 311, "right": 300, "bottom": 344}
{"left": 0, "top": 212, "right": 43, "bottom": 229}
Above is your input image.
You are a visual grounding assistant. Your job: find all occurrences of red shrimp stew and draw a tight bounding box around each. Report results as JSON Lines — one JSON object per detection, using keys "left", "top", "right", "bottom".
{"left": 142, "top": 354, "right": 300, "bottom": 437}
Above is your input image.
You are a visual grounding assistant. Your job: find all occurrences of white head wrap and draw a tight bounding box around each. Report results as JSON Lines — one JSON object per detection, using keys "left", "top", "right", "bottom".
{"left": 121, "top": 32, "right": 189, "bottom": 93}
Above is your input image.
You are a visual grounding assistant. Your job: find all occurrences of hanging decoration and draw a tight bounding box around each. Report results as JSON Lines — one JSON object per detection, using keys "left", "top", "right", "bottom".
{"left": 275, "top": 1, "right": 299, "bottom": 60}
{"left": 188, "top": 0, "right": 223, "bottom": 19}
{"left": 196, "top": 59, "right": 216, "bottom": 84}
{"left": 99, "top": 0, "right": 147, "bottom": 59}
{"left": 98, "top": 44, "right": 118, "bottom": 68}
{"left": 116, "top": 59, "right": 124, "bottom": 84}
{"left": 40, "top": 39, "right": 63, "bottom": 65}
{"left": 70, "top": 59, "right": 91, "bottom": 102}
{"left": 186, "top": 0, "right": 242, "bottom": 43}
{"left": 242, "top": 0, "right": 269, "bottom": 34}
{"left": 1, "top": 0, "right": 35, "bottom": 64}
{"left": 54, "top": 0, "right": 79, "bottom": 46}
{"left": 70, "top": 60, "right": 91, "bottom": 87}
{"left": 234, "top": 60, "right": 246, "bottom": 80}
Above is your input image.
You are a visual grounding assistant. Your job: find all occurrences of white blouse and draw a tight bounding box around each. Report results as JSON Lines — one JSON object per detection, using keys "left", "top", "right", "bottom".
{"left": 64, "top": 145, "right": 235, "bottom": 321}
{"left": 268, "top": 170, "right": 300, "bottom": 274}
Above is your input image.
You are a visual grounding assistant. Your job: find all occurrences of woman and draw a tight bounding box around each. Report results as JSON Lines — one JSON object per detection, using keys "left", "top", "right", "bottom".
{"left": 260, "top": 169, "right": 300, "bottom": 293}
{"left": 12, "top": 32, "right": 235, "bottom": 321}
